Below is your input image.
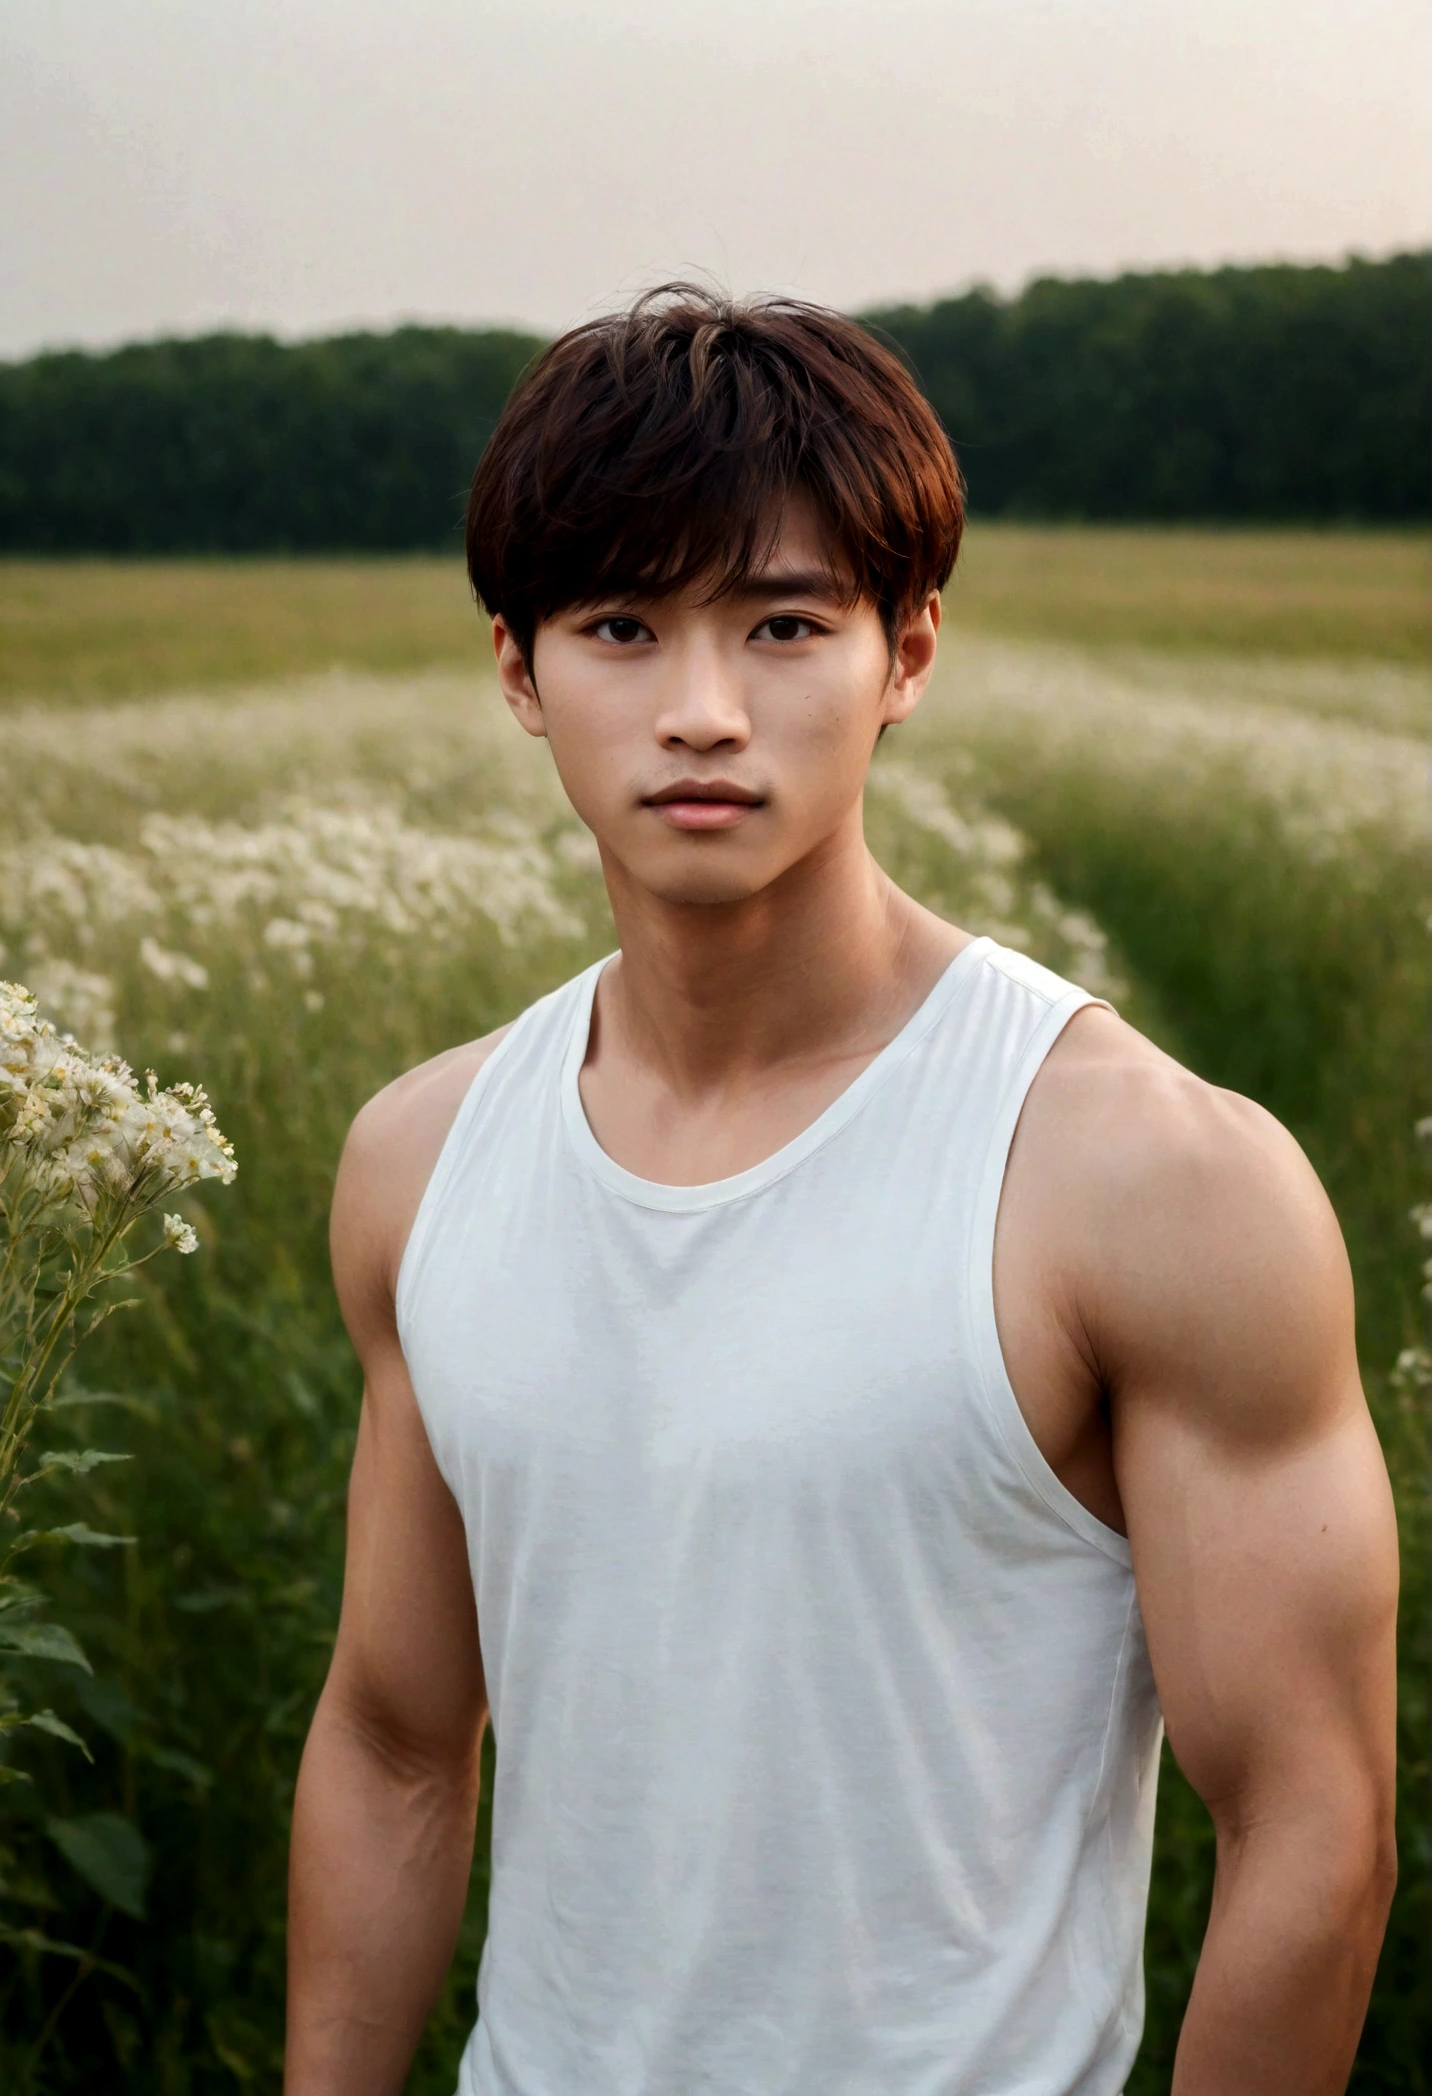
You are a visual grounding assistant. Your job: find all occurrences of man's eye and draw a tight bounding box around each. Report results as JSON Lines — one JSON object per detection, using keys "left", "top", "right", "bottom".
{"left": 593, "top": 616, "right": 651, "bottom": 644}
{"left": 755, "top": 615, "right": 816, "bottom": 643}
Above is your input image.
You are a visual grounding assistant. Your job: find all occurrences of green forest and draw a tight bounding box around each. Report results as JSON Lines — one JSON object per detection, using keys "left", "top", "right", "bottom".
{"left": 0, "top": 329, "right": 541, "bottom": 555}
{"left": 0, "top": 252, "right": 1426, "bottom": 552}
{"left": 866, "top": 251, "right": 1432, "bottom": 520}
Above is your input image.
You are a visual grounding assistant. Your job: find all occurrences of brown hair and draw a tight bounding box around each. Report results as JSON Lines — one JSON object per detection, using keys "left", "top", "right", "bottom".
{"left": 466, "top": 284, "right": 963, "bottom": 665}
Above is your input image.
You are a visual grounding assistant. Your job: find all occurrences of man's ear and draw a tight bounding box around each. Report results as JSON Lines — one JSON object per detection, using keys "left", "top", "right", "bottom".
{"left": 881, "top": 593, "right": 941, "bottom": 730}
{"left": 492, "top": 616, "right": 547, "bottom": 739}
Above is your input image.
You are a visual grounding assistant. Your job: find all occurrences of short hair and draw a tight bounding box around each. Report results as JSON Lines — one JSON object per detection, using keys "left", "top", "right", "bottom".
{"left": 466, "top": 284, "right": 964, "bottom": 666}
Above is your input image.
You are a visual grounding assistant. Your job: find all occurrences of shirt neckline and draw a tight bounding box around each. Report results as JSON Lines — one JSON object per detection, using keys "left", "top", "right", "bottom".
{"left": 559, "top": 936, "right": 993, "bottom": 1213}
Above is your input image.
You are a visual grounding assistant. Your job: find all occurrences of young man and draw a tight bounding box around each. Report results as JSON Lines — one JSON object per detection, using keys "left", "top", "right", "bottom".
{"left": 286, "top": 289, "right": 1398, "bottom": 2096}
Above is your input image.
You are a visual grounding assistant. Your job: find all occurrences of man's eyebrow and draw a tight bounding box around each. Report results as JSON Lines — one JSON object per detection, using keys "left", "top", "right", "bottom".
{"left": 567, "top": 568, "right": 849, "bottom": 614}
{"left": 732, "top": 569, "right": 848, "bottom": 602}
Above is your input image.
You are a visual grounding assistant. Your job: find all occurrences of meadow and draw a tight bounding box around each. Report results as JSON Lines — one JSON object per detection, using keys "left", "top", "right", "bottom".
{"left": 0, "top": 526, "right": 1429, "bottom": 2090}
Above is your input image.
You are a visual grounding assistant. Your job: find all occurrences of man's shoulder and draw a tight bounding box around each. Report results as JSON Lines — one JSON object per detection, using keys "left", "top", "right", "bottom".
{"left": 348, "top": 1026, "right": 514, "bottom": 1174}
{"left": 332, "top": 1026, "right": 515, "bottom": 1316}
{"left": 1031, "top": 1002, "right": 1306, "bottom": 1209}
{"left": 1025, "top": 1005, "right": 1353, "bottom": 1430}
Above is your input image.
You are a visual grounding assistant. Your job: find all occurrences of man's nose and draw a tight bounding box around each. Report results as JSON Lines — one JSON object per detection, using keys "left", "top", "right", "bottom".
{"left": 654, "top": 651, "right": 752, "bottom": 752}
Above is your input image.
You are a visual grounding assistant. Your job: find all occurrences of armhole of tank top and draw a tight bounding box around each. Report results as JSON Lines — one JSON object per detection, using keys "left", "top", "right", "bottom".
{"left": 966, "top": 983, "right": 1134, "bottom": 1568}
{"left": 393, "top": 987, "right": 563, "bottom": 1342}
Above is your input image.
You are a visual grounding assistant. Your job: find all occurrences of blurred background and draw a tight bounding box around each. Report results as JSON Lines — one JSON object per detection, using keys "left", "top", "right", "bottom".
{"left": 1, "top": 2, "right": 1429, "bottom": 2090}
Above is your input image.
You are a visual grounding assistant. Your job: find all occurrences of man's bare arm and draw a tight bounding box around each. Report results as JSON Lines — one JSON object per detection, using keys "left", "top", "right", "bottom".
{"left": 286, "top": 1038, "right": 505, "bottom": 2096}
{"left": 1081, "top": 1049, "right": 1398, "bottom": 2091}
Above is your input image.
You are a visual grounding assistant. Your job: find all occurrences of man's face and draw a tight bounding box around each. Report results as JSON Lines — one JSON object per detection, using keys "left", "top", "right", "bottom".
{"left": 492, "top": 503, "right": 940, "bottom": 909}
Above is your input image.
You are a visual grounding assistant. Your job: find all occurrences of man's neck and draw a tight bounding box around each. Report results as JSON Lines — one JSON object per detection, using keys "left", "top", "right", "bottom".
{"left": 594, "top": 819, "right": 968, "bottom": 1098}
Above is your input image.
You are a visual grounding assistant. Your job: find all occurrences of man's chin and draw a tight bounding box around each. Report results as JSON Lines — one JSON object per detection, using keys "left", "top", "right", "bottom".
{"left": 619, "top": 849, "right": 780, "bottom": 910}
{"left": 644, "top": 870, "right": 774, "bottom": 908}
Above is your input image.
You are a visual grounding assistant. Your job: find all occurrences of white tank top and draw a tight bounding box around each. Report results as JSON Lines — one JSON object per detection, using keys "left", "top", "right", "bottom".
{"left": 396, "top": 936, "right": 1164, "bottom": 2096}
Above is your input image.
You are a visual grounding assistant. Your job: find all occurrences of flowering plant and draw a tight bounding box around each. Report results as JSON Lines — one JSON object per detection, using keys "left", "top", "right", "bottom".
{"left": 0, "top": 981, "right": 235, "bottom": 1800}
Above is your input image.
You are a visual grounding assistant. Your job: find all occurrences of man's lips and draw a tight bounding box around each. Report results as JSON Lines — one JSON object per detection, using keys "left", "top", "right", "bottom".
{"left": 641, "top": 781, "right": 765, "bottom": 831}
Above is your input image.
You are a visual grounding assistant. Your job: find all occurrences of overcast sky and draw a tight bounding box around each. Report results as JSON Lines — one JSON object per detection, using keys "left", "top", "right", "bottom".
{"left": 2, "top": 0, "right": 1429, "bottom": 358}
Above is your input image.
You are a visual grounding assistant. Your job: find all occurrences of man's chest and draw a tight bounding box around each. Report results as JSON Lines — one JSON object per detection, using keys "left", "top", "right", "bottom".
{"left": 407, "top": 1171, "right": 1003, "bottom": 1504}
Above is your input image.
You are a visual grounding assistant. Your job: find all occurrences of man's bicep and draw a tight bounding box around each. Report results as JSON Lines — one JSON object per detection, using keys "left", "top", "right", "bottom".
{"left": 1126, "top": 1400, "right": 1396, "bottom": 1818}
{"left": 1108, "top": 1108, "right": 1397, "bottom": 1826}
{"left": 322, "top": 1062, "right": 502, "bottom": 1766}
{"left": 328, "top": 1345, "right": 487, "bottom": 1765}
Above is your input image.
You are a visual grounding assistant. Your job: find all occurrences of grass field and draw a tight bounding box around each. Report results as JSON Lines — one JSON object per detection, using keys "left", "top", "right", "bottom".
{"left": 949, "top": 524, "right": 1432, "bottom": 665}
{"left": 1, "top": 531, "right": 1428, "bottom": 2092}
{"left": 2, "top": 524, "right": 1428, "bottom": 710}
{"left": 0, "top": 558, "right": 488, "bottom": 707}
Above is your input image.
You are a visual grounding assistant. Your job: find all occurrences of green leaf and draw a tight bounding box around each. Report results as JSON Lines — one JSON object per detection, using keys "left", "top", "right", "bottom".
{"left": 28, "top": 1449, "right": 133, "bottom": 1478}
{"left": 46, "top": 1812, "right": 151, "bottom": 1919}
{"left": 78, "top": 1297, "right": 141, "bottom": 1337}
{"left": 147, "top": 1745, "right": 213, "bottom": 1791}
{"left": 206, "top": 2014, "right": 258, "bottom": 2080}
{"left": 20, "top": 1709, "right": 93, "bottom": 1759}
{"left": 0, "top": 1765, "right": 35, "bottom": 1787}
{"left": 72, "top": 1672, "right": 140, "bottom": 1745}
{"left": 0, "top": 1922, "right": 144, "bottom": 1991}
{"left": 15, "top": 1523, "right": 137, "bottom": 1552}
{"left": 0, "top": 1620, "right": 92, "bottom": 1672}
{"left": 0, "top": 1925, "right": 88, "bottom": 1958}
{"left": 49, "top": 1389, "right": 160, "bottom": 1424}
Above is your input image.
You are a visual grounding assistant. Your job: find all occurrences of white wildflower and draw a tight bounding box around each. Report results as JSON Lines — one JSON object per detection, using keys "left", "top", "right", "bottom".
{"left": 263, "top": 917, "right": 315, "bottom": 978}
{"left": 867, "top": 763, "right": 1127, "bottom": 1001}
{"left": 554, "top": 828, "right": 601, "bottom": 871}
{"left": 2, "top": 983, "right": 236, "bottom": 1763}
{"left": 1393, "top": 1346, "right": 1432, "bottom": 1389}
{"left": 1, "top": 981, "right": 236, "bottom": 1213}
{"left": 0, "top": 669, "right": 559, "bottom": 850}
{"left": 871, "top": 763, "right": 1026, "bottom": 868}
{"left": 139, "top": 937, "right": 209, "bottom": 990}
{"left": 262, "top": 917, "right": 311, "bottom": 951}
{"left": 922, "top": 634, "right": 1432, "bottom": 864}
{"left": 0, "top": 793, "right": 589, "bottom": 1017}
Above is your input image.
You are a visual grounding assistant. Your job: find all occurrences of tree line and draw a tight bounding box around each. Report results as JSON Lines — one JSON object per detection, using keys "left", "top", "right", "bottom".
{"left": 0, "top": 252, "right": 1426, "bottom": 552}
{"left": 864, "top": 252, "right": 1431, "bottom": 522}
